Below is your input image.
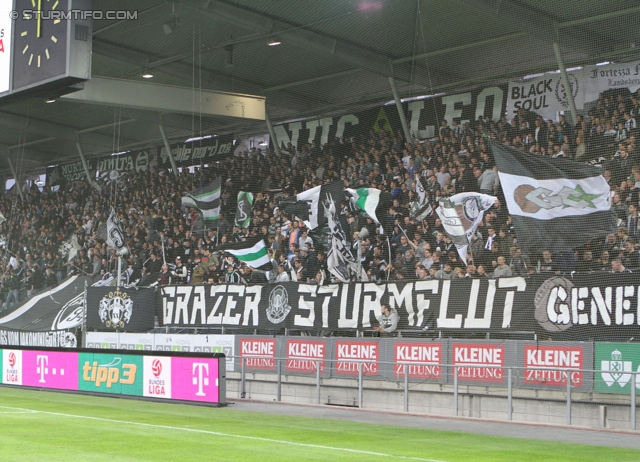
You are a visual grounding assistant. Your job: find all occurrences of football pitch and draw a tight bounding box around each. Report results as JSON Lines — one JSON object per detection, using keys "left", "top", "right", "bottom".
{"left": 0, "top": 387, "right": 638, "bottom": 461}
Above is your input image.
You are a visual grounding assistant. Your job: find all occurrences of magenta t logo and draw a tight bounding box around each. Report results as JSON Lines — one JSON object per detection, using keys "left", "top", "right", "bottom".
{"left": 192, "top": 363, "right": 209, "bottom": 396}
{"left": 36, "top": 355, "right": 49, "bottom": 383}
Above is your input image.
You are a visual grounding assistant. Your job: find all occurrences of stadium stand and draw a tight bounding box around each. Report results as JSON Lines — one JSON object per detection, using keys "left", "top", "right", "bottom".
{"left": 1, "top": 89, "right": 639, "bottom": 313}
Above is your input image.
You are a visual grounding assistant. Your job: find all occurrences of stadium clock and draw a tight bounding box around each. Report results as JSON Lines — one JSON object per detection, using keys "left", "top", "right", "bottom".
{"left": 12, "top": 0, "right": 70, "bottom": 91}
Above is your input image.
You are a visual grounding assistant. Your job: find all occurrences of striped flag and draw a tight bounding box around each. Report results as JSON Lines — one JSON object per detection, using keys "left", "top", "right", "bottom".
{"left": 436, "top": 192, "right": 496, "bottom": 264}
{"left": 346, "top": 187, "right": 392, "bottom": 232}
{"left": 491, "top": 140, "right": 616, "bottom": 252}
{"left": 182, "top": 178, "right": 221, "bottom": 223}
{"left": 235, "top": 191, "right": 254, "bottom": 228}
{"left": 223, "top": 237, "right": 271, "bottom": 270}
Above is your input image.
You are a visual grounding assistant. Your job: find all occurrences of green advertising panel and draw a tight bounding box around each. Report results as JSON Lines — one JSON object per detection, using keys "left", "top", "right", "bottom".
{"left": 595, "top": 343, "right": 640, "bottom": 395}
{"left": 78, "top": 353, "right": 143, "bottom": 396}
{"left": 0, "top": 349, "right": 2, "bottom": 384}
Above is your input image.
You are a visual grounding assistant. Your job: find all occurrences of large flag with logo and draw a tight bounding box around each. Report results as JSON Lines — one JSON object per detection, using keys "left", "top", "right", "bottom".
{"left": 182, "top": 178, "right": 221, "bottom": 223}
{"left": 324, "top": 192, "right": 361, "bottom": 282}
{"left": 491, "top": 140, "right": 617, "bottom": 253}
{"left": 292, "top": 180, "right": 345, "bottom": 230}
{"left": 410, "top": 176, "right": 432, "bottom": 222}
{"left": 436, "top": 192, "right": 496, "bottom": 264}
{"left": 105, "top": 209, "right": 128, "bottom": 255}
{"left": 346, "top": 187, "right": 392, "bottom": 233}
{"left": 234, "top": 191, "right": 254, "bottom": 228}
{"left": 222, "top": 237, "right": 271, "bottom": 270}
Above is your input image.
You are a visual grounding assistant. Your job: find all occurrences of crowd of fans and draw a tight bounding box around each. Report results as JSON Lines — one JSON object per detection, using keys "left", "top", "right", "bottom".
{"left": 0, "top": 88, "right": 639, "bottom": 310}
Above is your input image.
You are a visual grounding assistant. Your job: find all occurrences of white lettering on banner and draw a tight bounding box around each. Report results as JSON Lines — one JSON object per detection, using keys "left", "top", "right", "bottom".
{"left": 338, "top": 283, "right": 359, "bottom": 329}
{"left": 224, "top": 286, "right": 243, "bottom": 325}
{"left": 388, "top": 283, "right": 414, "bottom": 325}
{"left": 524, "top": 346, "right": 583, "bottom": 386}
{"left": 0, "top": 330, "right": 76, "bottom": 348}
{"left": 336, "top": 341, "right": 378, "bottom": 375}
{"left": 243, "top": 286, "right": 261, "bottom": 326}
{"left": 286, "top": 340, "right": 326, "bottom": 373}
{"left": 541, "top": 282, "right": 638, "bottom": 329}
{"left": 206, "top": 286, "right": 226, "bottom": 324}
{"left": 190, "top": 286, "right": 207, "bottom": 325}
{"left": 475, "top": 87, "right": 504, "bottom": 124}
{"left": 360, "top": 283, "right": 385, "bottom": 328}
{"left": 317, "top": 285, "right": 339, "bottom": 328}
{"left": 295, "top": 285, "right": 316, "bottom": 327}
{"left": 452, "top": 344, "right": 504, "bottom": 383}
{"left": 335, "top": 114, "right": 359, "bottom": 140}
{"left": 396, "top": 345, "right": 440, "bottom": 362}
{"left": 175, "top": 286, "right": 192, "bottom": 325}
{"left": 442, "top": 92, "right": 472, "bottom": 127}
{"left": 407, "top": 101, "right": 435, "bottom": 140}
{"left": 240, "top": 338, "right": 276, "bottom": 369}
{"left": 273, "top": 122, "right": 302, "bottom": 149}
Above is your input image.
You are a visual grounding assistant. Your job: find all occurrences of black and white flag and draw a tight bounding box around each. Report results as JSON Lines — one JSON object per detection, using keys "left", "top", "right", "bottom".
{"left": 410, "top": 176, "right": 432, "bottom": 222}
{"left": 106, "top": 209, "right": 128, "bottom": 255}
{"left": 436, "top": 192, "right": 496, "bottom": 264}
{"left": 235, "top": 191, "right": 254, "bottom": 228}
{"left": 491, "top": 140, "right": 617, "bottom": 253}
{"left": 324, "top": 193, "right": 361, "bottom": 283}
{"left": 58, "top": 234, "right": 82, "bottom": 262}
{"left": 292, "top": 180, "right": 345, "bottom": 230}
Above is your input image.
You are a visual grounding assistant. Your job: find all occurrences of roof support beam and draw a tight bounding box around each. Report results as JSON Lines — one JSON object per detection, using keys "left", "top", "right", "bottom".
{"left": 61, "top": 77, "right": 266, "bottom": 120}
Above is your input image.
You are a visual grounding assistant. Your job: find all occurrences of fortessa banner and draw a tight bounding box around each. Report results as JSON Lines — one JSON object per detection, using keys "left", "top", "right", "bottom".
{"left": 157, "top": 274, "right": 640, "bottom": 340}
{"left": 86, "top": 287, "right": 157, "bottom": 332}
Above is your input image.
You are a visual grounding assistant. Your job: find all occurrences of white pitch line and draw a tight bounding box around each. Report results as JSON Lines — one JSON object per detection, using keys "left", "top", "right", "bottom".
{"left": 0, "top": 405, "right": 445, "bottom": 462}
{"left": 0, "top": 411, "right": 37, "bottom": 414}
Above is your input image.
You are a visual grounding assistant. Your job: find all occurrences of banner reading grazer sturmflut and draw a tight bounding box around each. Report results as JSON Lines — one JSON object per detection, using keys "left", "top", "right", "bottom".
{"left": 491, "top": 140, "right": 616, "bottom": 253}
{"left": 156, "top": 273, "right": 640, "bottom": 340}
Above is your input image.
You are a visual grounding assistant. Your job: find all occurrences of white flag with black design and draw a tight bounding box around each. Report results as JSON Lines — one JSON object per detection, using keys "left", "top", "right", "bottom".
{"left": 324, "top": 193, "right": 363, "bottom": 282}
{"left": 106, "top": 209, "right": 128, "bottom": 255}
{"left": 436, "top": 192, "right": 496, "bottom": 264}
{"left": 491, "top": 140, "right": 616, "bottom": 252}
{"left": 410, "top": 176, "right": 432, "bottom": 222}
{"left": 235, "top": 191, "right": 254, "bottom": 228}
{"left": 58, "top": 234, "right": 82, "bottom": 262}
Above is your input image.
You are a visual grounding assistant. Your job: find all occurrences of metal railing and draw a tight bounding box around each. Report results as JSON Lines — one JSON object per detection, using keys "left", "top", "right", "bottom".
{"left": 229, "top": 356, "right": 639, "bottom": 431}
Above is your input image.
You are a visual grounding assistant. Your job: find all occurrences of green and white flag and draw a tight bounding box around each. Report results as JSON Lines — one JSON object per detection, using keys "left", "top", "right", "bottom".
{"left": 346, "top": 187, "right": 392, "bottom": 232}
{"left": 182, "top": 178, "right": 221, "bottom": 223}
{"left": 223, "top": 237, "right": 271, "bottom": 269}
{"left": 491, "top": 140, "right": 616, "bottom": 252}
{"left": 235, "top": 191, "right": 254, "bottom": 228}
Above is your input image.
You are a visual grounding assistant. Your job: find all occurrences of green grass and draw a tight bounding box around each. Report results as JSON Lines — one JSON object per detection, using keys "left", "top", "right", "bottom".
{"left": 0, "top": 387, "right": 637, "bottom": 461}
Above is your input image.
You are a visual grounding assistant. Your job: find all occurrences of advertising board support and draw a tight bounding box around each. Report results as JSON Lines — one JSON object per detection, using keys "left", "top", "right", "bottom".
{"left": 276, "top": 359, "right": 282, "bottom": 402}
{"left": 566, "top": 372, "right": 571, "bottom": 426}
{"left": 454, "top": 366, "right": 458, "bottom": 416}
{"left": 631, "top": 376, "right": 636, "bottom": 431}
{"left": 240, "top": 356, "right": 246, "bottom": 398}
{"left": 404, "top": 364, "right": 409, "bottom": 412}
{"left": 507, "top": 368, "right": 513, "bottom": 421}
{"left": 358, "top": 362, "right": 363, "bottom": 409}
{"left": 316, "top": 360, "right": 321, "bottom": 405}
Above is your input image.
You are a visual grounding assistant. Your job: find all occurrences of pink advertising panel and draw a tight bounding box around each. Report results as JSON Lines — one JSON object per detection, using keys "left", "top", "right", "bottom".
{"left": 22, "top": 350, "right": 79, "bottom": 391}
{"left": 171, "top": 357, "right": 220, "bottom": 403}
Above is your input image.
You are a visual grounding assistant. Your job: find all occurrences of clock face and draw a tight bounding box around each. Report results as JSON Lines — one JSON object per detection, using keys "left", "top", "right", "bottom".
{"left": 12, "top": 0, "right": 69, "bottom": 91}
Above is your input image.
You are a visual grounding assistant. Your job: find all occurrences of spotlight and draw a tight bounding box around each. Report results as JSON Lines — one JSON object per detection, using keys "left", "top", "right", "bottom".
{"left": 141, "top": 71, "right": 154, "bottom": 79}
{"left": 259, "top": 140, "right": 268, "bottom": 146}
{"left": 45, "top": 99, "right": 56, "bottom": 103}
{"left": 268, "top": 37, "right": 281, "bottom": 46}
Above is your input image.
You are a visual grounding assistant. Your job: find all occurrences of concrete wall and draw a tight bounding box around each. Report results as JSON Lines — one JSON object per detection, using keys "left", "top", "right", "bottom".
{"left": 225, "top": 372, "right": 638, "bottom": 430}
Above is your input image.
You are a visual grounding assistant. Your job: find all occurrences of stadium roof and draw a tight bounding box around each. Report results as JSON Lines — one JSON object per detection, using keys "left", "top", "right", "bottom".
{"left": 1, "top": 0, "right": 639, "bottom": 173}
